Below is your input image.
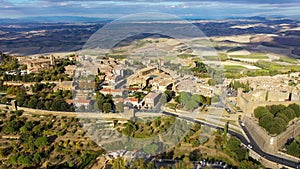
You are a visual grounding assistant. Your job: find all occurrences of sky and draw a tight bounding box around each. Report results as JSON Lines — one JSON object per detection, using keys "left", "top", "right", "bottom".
{"left": 1, "top": 0, "right": 300, "bottom": 19}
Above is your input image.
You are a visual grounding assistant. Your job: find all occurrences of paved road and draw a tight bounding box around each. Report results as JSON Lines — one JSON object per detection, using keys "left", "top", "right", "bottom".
{"left": 162, "top": 111, "right": 300, "bottom": 169}
{"left": 239, "top": 120, "right": 300, "bottom": 169}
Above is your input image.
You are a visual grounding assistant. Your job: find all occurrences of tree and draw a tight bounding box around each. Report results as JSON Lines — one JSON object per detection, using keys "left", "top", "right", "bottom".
{"left": 227, "top": 136, "right": 241, "bottom": 151}
{"left": 51, "top": 99, "right": 69, "bottom": 111}
{"left": 191, "top": 94, "right": 204, "bottom": 104}
{"left": 24, "top": 136, "right": 35, "bottom": 152}
{"left": 45, "top": 101, "right": 52, "bottom": 110}
{"left": 205, "top": 97, "right": 211, "bottom": 105}
{"left": 131, "top": 159, "right": 148, "bottom": 169}
{"left": 214, "top": 135, "right": 223, "bottom": 148}
{"left": 259, "top": 113, "right": 273, "bottom": 131}
{"left": 254, "top": 106, "right": 270, "bottom": 119}
{"left": 4, "top": 120, "right": 22, "bottom": 134}
{"left": 189, "top": 149, "right": 202, "bottom": 161}
{"left": 146, "top": 161, "right": 156, "bottom": 169}
{"left": 112, "top": 158, "right": 126, "bottom": 169}
{"left": 273, "top": 117, "right": 288, "bottom": 129}
{"left": 122, "top": 121, "right": 136, "bottom": 137}
{"left": 239, "top": 160, "right": 257, "bottom": 169}
{"left": 288, "top": 103, "right": 300, "bottom": 117}
{"left": 116, "top": 102, "right": 124, "bottom": 113}
{"left": 281, "top": 107, "right": 296, "bottom": 121}
{"left": 265, "top": 91, "right": 269, "bottom": 101}
{"left": 103, "top": 103, "right": 112, "bottom": 113}
{"left": 97, "top": 94, "right": 106, "bottom": 112}
{"left": 33, "top": 152, "right": 42, "bottom": 164}
{"left": 287, "top": 142, "right": 300, "bottom": 157}
{"left": 276, "top": 112, "right": 290, "bottom": 123}
{"left": 154, "top": 118, "right": 161, "bottom": 127}
{"left": 235, "top": 147, "right": 248, "bottom": 161}
{"left": 0, "top": 146, "right": 12, "bottom": 157}
{"left": 36, "top": 101, "right": 45, "bottom": 110}
{"left": 224, "top": 121, "right": 229, "bottom": 142}
{"left": 185, "top": 100, "right": 198, "bottom": 110}
{"left": 269, "top": 122, "right": 284, "bottom": 135}
{"left": 8, "top": 154, "right": 18, "bottom": 165}
{"left": 17, "top": 155, "right": 32, "bottom": 167}
{"left": 180, "top": 92, "right": 191, "bottom": 105}
{"left": 208, "top": 79, "right": 217, "bottom": 86}
{"left": 267, "top": 104, "right": 286, "bottom": 115}
{"left": 192, "top": 61, "right": 207, "bottom": 73}
{"left": 159, "top": 93, "right": 168, "bottom": 104}
{"left": 34, "top": 137, "right": 48, "bottom": 149}
{"left": 28, "top": 97, "right": 38, "bottom": 109}
{"left": 164, "top": 90, "right": 174, "bottom": 102}
{"left": 15, "top": 89, "right": 26, "bottom": 106}
{"left": 173, "top": 161, "right": 187, "bottom": 169}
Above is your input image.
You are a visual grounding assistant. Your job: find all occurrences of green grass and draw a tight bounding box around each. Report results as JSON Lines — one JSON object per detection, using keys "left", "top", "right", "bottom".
{"left": 224, "top": 65, "right": 246, "bottom": 72}
{"left": 111, "top": 49, "right": 127, "bottom": 53}
{"left": 193, "top": 39, "right": 216, "bottom": 47}
{"left": 255, "top": 61, "right": 300, "bottom": 72}
{"left": 227, "top": 47, "right": 243, "bottom": 53}
{"left": 229, "top": 53, "right": 269, "bottom": 59}
{"left": 224, "top": 65, "right": 247, "bottom": 78}
{"left": 177, "top": 53, "right": 195, "bottom": 59}
{"left": 225, "top": 73, "right": 245, "bottom": 79}
{"left": 202, "top": 54, "right": 228, "bottom": 61}
{"left": 278, "top": 55, "right": 299, "bottom": 64}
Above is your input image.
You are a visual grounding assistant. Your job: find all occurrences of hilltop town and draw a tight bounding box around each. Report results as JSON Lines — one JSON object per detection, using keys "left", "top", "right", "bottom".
{"left": 0, "top": 16, "right": 300, "bottom": 169}
{"left": 0, "top": 31, "right": 300, "bottom": 168}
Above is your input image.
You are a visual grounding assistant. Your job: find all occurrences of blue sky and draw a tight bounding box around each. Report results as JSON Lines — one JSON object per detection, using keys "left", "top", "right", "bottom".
{"left": 1, "top": 0, "right": 300, "bottom": 19}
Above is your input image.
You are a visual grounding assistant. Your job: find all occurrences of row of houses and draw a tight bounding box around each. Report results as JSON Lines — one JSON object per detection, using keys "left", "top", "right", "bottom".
{"left": 101, "top": 88, "right": 162, "bottom": 110}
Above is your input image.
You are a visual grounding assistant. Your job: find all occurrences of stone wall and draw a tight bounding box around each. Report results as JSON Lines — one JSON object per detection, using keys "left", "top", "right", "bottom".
{"left": 237, "top": 88, "right": 299, "bottom": 116}
{"left": 277, "top": 119, "right": 300, "bottom": 149}
{"left": 243, "top": 116, "right": 277, "bottom": 154}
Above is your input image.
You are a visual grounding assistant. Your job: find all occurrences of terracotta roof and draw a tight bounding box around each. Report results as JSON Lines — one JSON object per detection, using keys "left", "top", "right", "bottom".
{"left": 100, "top": 88, "right": 124, "bottom": 93}
{"left": 124, "top": 97, "right": 139, "bottom": 102}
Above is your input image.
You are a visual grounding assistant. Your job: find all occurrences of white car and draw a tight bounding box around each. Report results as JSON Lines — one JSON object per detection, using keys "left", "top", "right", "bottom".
{"left": 241, "top": 122, "right": 245, "bottom": 127}
{"left": 247, "top": 144, "right": 252, "bottom": 149}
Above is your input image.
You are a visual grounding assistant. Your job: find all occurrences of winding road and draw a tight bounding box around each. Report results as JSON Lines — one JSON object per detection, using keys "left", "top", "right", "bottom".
{"left": 161, "top": 111, "right": 300, "bottom": 169}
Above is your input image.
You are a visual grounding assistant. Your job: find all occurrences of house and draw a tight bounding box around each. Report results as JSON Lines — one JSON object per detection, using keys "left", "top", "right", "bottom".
{"left": 124, "top": 97, "right": 140, "bottom": 107}
{"left": 100, "top": 88, "right": 125, "bottom": 97}
{"left": 64, "top": 65, "right": 76, "bottom": 77}
{"left": 54, "top": 81, "right": 74, "bottom": 92}
{"left": 144, "top": 92, "right": 162, "bottom": 109}
{"left": 113, "top": 97, "right": 124, "bottom": 104}
{"left": 66, "top": 99, "right": 91, "bottom": 109}
{"left": 20, "top": 55, "right": 55, "bottom": 73}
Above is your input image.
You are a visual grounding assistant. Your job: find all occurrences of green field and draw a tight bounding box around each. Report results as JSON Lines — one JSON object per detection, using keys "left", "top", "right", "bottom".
{"left": 192, "top": 39, "right": 217, "bottom": 47}
{"left": 202, "top": 53, "right": 228, "bottom": 61}
{"left": 177, "top": 53, "right": 196, "bottom": 59}
{"left": 227, "top": 47, "right": 243, "bottom": 52}
{"left": 223, "top": 65, "right": 248, "bottom": 78}
{"left": 278, "top": 55, "right": 299, "bottom": 64}
{"left": 224, "top": 65, "right": 246, "bottom": 72}
{"left": 255, "top": 61, "right": 300, "bottom": 72}
{"left": 229, "top": 53, "right": 269, "bottom": 59}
